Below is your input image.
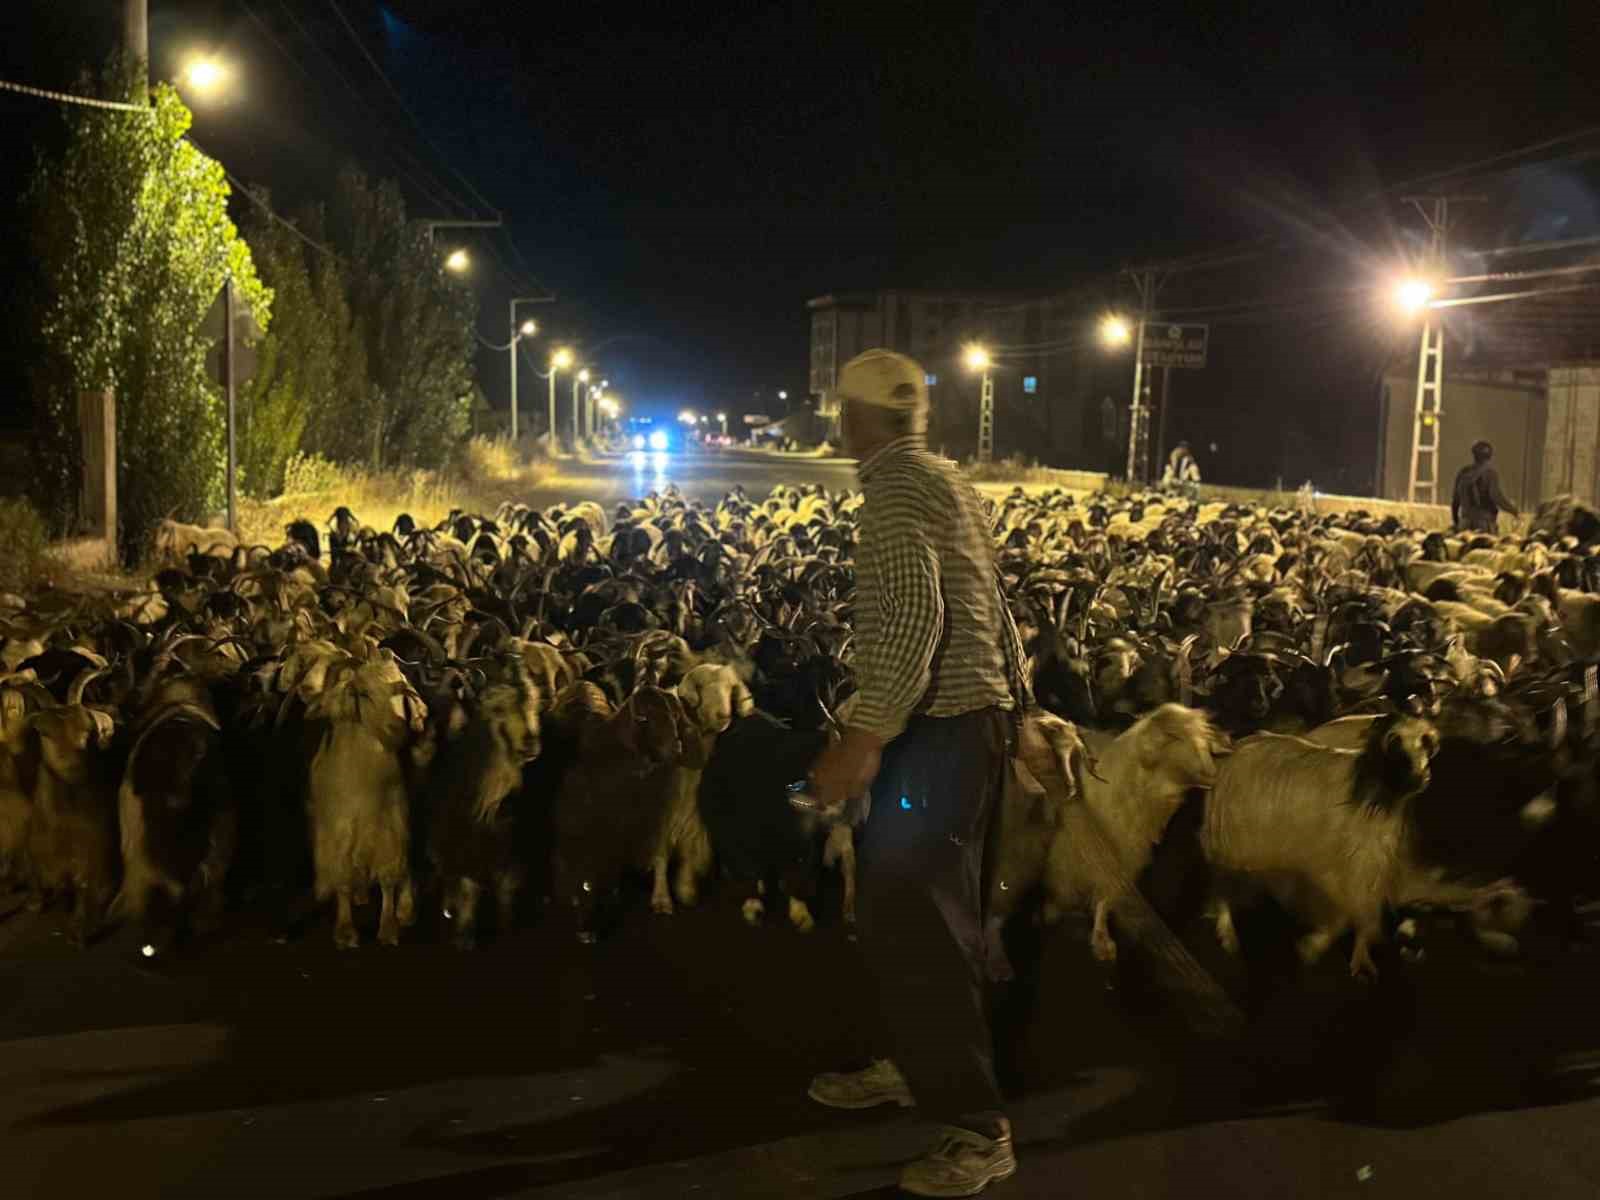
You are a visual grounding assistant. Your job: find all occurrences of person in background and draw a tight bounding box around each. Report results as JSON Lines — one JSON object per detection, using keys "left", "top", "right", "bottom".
{"left": 1452, "top": 440, "right": 1519, "bottom": 533}
{"left": 805, "top": 348, "right": 1028, "bottom": 1197}
{"left": 1161, "top": 441, "right": 1201, "bottom": 495}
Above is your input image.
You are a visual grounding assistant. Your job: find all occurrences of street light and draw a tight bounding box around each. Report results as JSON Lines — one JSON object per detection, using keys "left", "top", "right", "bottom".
{"left": 963, "top": 344, "right": 995, "bottom": 463}
{"left": 1394, "top": 277, "right": 1435, "bottom": 314}
{"left": 508, "top": 302, "right": 542, "bottom": 441}
{"left": 572, "top": 367, "right": 591, "bottom": 445}
{"left": 716, "top": 411, "right": 728, "bottom": 437}
{"left": 1099, "top": 315, "right": 1132, "bottom": 348}
{"left": 181, "top": 57, "right": 228, "bottom": 97}
{"left": 678, "top": 409, "right": 697, "bottom": 424}
{"left": 548, "top": 347, "right": 574, "bottom": 451}
{"left": 778, "top": 390, "right": 788, "bottom": 401}
{"left": 444, "top": 248, "right": 470, "bottom": 273}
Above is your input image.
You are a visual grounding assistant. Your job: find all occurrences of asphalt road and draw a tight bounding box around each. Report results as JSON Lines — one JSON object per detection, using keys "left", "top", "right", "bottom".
{"left": 4, "top": 872, "right": 1600, "bottom": 1199}
{"left": 528, "top": 449, "right": 860, "bottom": 509}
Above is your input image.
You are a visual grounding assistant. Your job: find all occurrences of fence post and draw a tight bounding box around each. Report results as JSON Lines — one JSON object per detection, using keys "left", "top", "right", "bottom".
{"left": 79, "top": 389, "right": 116, "bottom": 564}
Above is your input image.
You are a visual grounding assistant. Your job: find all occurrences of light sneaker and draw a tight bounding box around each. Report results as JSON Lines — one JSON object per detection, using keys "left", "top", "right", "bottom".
{"left": 806, "top": 1058, "right": 915, "bottom": 1110}
{"left": 898, "top": 1125, "right": 1017, "bottom": 1197}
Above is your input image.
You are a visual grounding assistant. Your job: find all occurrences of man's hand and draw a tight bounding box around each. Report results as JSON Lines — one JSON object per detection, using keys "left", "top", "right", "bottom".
{"left": 809, "top": 728, "right": 885, "bottom": 815}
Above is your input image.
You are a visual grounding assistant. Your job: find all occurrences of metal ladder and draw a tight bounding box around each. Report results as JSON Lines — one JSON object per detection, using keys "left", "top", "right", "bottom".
{"left": 976, "top": 372, "right": 995, "bottom": 463}
{"left": 1407, "top": 318, "right": 1444, "bottom": 503}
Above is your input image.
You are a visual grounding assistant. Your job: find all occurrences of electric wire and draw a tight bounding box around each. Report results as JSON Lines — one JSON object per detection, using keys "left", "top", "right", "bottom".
{"left": 0, "top": 75, "right": 149, "bottom": 112}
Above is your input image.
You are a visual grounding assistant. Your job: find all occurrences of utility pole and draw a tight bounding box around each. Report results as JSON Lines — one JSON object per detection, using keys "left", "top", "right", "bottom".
{"left": 1124, "top": 268, "right": 1158, "bottom": 484}
{"left": 125, "top": 0, "right": 148, "bottom": 98}
{"left": 224, "top": 276, "right": 237, "bottom": 532}
{"left": 1400, "top": 194, "right": 1481, "bottom": 504}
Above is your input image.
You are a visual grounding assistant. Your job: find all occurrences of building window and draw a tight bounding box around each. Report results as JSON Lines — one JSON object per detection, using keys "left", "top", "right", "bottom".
{"left": 925, "top": 373, "right": 938, "bottom": 386}
{"left": 1022, "top": 375, "right": 1038, "bottom": 394}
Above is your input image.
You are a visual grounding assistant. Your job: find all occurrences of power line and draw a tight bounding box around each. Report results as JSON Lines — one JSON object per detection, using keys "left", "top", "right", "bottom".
{"left": 186, "top": 132, "right": 344, "bottom": 262}
{"left": 323, "top": 0, "right": 502, "bottom": 219}
{"left": 0, "top": 75, "right": 149, "bottom": 113}
{"left": 253, "top": 0, "right": 470, "bottom": 218}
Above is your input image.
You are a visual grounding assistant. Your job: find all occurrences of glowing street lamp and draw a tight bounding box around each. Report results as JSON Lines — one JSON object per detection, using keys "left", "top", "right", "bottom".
{"left": 1394, "top": 277, "right": 1435, "bottom": 315}
{"left": 444, "top": 248, "right": 470, "bottom": 273}
{"left": 547, "top": 347, "right": 575, "bottom": 449}
{"left": 716, "top": 411, "right": 728, "bottom": 436}
{"left": 181, "top": 57, "right": 228, "bottom": 97}
{"left": 519, "top": 319, "right": 537, "bottom": 337}
{"left": 572, "top": 367, "right": 592, "bottom": 443}
{"left": 678, "top": 409, "right": 697, "bottom": 424}
{"left": 1099, "top": 315, "right": 1132, "bottom": 348}
{"left": 962, "top": 343, "right": 992, "bottom": 372}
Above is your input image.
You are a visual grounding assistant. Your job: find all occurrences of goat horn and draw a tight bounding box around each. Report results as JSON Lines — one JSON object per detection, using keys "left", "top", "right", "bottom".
{"left": 67, "top": 665, "right": 112, "bottom": 707}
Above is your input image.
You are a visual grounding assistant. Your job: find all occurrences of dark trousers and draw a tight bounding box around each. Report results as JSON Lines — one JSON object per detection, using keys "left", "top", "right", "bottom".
{"left": 855, "top": 707, "right": 1008, "bottom": 1126}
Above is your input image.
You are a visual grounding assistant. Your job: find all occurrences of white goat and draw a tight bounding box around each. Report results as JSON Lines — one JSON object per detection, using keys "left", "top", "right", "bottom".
{"left": 1041, "top": 704, "right": 1231, "bottom": 962}
{"left": 153, "top": 519, "right": 237, "bottom": 562}
{"left": 1201, "top": 714, "right": 1440, "bottom": 977}
{"left": 305, "top": 648, "right": 426, "bottom": 949}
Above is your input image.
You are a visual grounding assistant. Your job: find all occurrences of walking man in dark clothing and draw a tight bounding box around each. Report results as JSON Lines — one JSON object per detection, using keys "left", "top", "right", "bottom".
{"left": 1452, "top": 440, "right": 1519, "bottom": 533}
{"left": 806, "top": 349, "right": 1028, "bottom": 1196}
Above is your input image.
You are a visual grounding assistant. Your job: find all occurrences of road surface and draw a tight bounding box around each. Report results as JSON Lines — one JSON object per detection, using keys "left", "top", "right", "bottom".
{"left": 529, "top": 449, "right": 859, "bottom": 509}
{"left": 4, "top": 875, "right": 1600, "bottom": 1198}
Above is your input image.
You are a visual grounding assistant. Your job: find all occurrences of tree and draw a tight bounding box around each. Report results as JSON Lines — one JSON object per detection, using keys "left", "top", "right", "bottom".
{"left": 240, "top": 202, "right": 367, "bottom": 494}
{"left": 27, "top": 63, "right": 271, "bottom": 560}
{"left": 324, "top": 168, "right": 474, "bottom": 470}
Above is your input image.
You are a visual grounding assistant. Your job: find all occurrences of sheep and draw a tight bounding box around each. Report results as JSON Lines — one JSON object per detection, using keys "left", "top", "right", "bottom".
{"left": 304, "top": 648, "right": 427, "bottom": 949}
{"left": 1201, "top": 713, "right": 1441, "bottom": 978}
{"left": 153, "top": 519, "right": 237, "bottom": 563}
{"left": 424, "top": 657, "right": 543, "bottom": 949}
{"left": 1039, "top": 704, "right": 1231, "bottom": 963}
{"left": 25, "top": 667, "right": 119, "bottom": 944}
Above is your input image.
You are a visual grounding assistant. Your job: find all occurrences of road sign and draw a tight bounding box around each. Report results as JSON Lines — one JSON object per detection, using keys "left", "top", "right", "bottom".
{"left": 1141, "top": 322, "right": 1208, "bottom": 369}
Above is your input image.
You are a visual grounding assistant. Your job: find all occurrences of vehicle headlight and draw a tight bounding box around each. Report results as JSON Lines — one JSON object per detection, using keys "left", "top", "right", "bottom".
{"left": 648, "top": 431, "right": 668, "bottom": 451}
{"left": 632, "top": 434, "right": 646, "bottom": 450}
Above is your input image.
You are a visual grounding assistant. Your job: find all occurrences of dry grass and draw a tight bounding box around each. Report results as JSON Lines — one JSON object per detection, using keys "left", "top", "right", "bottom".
{"left": 238, "top": 438, "right": 556, "bottom": 548}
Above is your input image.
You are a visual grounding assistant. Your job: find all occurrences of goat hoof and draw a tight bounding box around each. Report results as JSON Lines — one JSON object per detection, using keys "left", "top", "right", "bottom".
{"left": 674, "top": 884, "right": 698, "bottom": 908}
{"left": 787, "top": 898, "right": 816, "bottom": 934}
{"left": 576, "top": 930, "right": 597, "bottom": 946}
{"left": 651, "top": 896, "right": 674, "bottom": 915}
{"left": 334, "top": 926, "right": 360, "bottom": 951}
{"left": 741, "top": 898, "right": 765, "bottom": 925}
{"left": 1091, "top": 934, "right": 1118, "bottom": 964}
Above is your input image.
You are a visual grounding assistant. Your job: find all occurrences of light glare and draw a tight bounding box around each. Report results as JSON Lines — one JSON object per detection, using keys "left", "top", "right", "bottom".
{"left": 963, "top": 343, "right": 992, "bottom": 371}
{"left": 552, "top": 347, "right": 575, "bottom": 370}
{"left": 1100, "top": 316, "right": 1132, "bottom": 347}
{"left": 648, "top": 431, "right": 669, "bottom": 451}
{"left": 444, "top": 249, "right": 470, "bottom": 273}
{"left": 519, "top": 319, "right": 537, "bottom": 337}
{"left": 183, "top": 58, "right": 227, "bottom": 95}
{"left": 1395, "top": 278, "right": 1434, "bottom": 313}
{"left": 577, "top": 368, "right": 591, "bottom": 383}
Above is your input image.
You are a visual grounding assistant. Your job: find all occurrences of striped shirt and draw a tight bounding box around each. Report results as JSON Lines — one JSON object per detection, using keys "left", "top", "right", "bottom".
{"left": 850, "top": 435, "right": 1029, "bottom": 742}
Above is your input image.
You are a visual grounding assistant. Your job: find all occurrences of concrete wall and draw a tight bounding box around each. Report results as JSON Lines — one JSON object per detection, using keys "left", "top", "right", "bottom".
{"left": 1540, "top": 365, "right": 1600, "bottom": 505}
{"left": 1380, "top": 370, "right": 1546, "bottom": 510}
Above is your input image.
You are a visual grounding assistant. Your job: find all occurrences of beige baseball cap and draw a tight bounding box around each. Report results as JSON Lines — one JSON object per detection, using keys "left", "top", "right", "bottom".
{"left": 835, "top": 349, "right": 928, "bottom": 421}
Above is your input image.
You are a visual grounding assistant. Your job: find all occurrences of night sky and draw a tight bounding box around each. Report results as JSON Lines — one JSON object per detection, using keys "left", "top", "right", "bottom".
{"left": 4, "top": 2, "right": 1599, "bottom": 484}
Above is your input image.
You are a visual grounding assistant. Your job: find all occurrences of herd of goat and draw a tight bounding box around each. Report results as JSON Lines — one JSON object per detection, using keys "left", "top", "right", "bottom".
{"left": 2, "top": 482, "right": 1599, "bottom": 1007}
